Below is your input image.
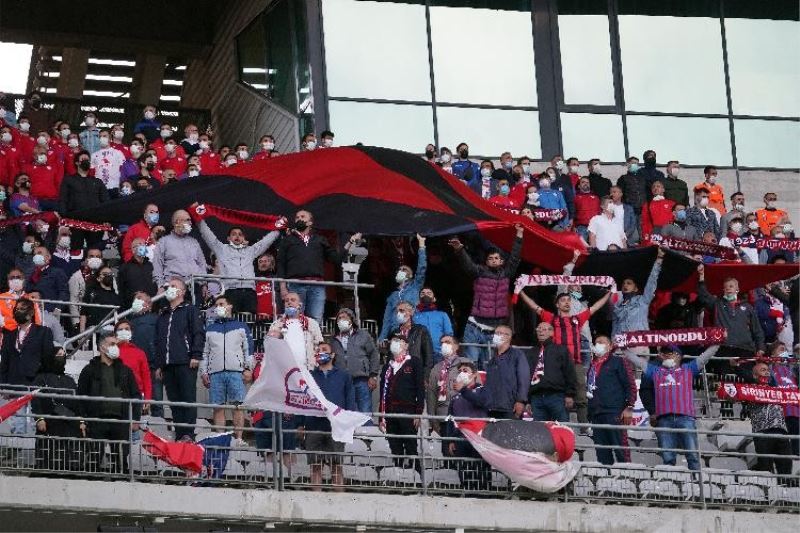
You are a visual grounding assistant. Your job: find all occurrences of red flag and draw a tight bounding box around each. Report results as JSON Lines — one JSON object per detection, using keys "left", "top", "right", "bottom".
{"left": 142, "top": 430, "right": 204, "bottom": 474}
{"left": 0, "top": 393, "right": 35, "bottom": 423}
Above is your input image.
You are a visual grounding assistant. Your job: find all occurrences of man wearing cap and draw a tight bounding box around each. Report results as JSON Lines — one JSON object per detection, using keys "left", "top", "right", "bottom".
{"left": 330, "top": 307, "right": 380, "bottom": 414}
{"left": 624, "top": 343, "right": 720, "bottom": 470}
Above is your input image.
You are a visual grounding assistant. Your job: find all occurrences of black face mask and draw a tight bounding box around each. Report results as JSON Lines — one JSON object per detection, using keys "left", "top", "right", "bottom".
{"left": 459, "top": 150, "right": 469, "bottom": 159}
{"left": 78, "top": 160, "right": 91, "bottom": 171}
{"left": 644, "top": 157, "right": 656, "bottom": 166}
{"left": 294, "top": 220, "right": 308, "bottom": 232}
{"left": 419, "top": 296, "right": 433, "bottom": 305}
{"left": 29, "top": 98, "right": 41, "bottom": 109}
{"left": 100, "top": 274, "right": 113, "bottom": 286}
{"left": 145, "top": 162, "right": 156, "bottom": 171}
{"left": 425, "top": 149, "right": 434, "bottom": 159}
{"left": 13, "top": 310, "right": 30, "bottom": 324}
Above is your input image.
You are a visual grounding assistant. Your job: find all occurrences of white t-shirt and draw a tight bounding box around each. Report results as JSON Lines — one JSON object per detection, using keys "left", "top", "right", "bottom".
{"left": 610, "top": 202, "right": 626, "bottom": 232}
{"left": 588, "top": 213, "right": 626, "bottom": 250}
{"left": 90, "top": 147, "right": 126, "bottom": 189}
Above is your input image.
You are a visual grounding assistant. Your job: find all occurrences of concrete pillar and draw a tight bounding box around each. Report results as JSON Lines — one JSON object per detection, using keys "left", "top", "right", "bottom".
{"left": 56, "top": 47, "right": 89, "bottom": 99}
{"left": 131, "top": 54, "right": 166, "bottom": 106}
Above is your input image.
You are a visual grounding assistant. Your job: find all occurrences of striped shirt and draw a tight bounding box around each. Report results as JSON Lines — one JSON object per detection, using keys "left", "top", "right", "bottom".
{"left": 645, "top": 361, "right": 700, "bottom": 418}
{"left": 772, "top": 364, "right": 799, "bottom": 418}
{"left": 540, "top": 308, "right": 590, "bottom": 364}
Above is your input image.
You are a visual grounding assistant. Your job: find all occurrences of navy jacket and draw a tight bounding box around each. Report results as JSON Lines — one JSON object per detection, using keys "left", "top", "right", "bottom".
{"left": 0, "top": 324, "right": 57, "bottom": 386}
{"left": 587, "top": 355, "right": 637, "bottom": 417}
{"left": 482, "top": 346, "right": 530, "bottom": 413}
{"left": 552, "top": 174, "right": 576, "bottom": 219}
{"left": 304, "top": 367, "right": 355, "bottom": 431}
{"left": 131, "top": 312, "right": 158, "bottom": 368}
{"left": 154, "top": 302, "right": 205, "bottom": 368}
{"left": 26, "top": 265, "right": 69, "bottom": 311}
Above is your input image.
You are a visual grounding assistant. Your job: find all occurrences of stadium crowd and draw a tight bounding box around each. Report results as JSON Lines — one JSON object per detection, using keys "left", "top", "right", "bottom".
{"left": 0, "top": 91, "right": 797, "bottom": 484}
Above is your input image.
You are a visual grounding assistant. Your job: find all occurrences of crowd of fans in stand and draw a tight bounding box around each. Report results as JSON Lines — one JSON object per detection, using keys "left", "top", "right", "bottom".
{"left": 0, "top": 91, "right": 797, "bottom": 486}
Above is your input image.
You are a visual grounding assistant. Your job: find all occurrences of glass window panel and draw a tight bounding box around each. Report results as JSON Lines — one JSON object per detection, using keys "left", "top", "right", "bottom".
{"left": 328, "top": 100, "right": 433, "bottom": 153}
{"left": 0, "top": 42, "right": 33, "bottom": 93}
{"left": 734, "top": 119, "right": 800, "bottom": 168}
{"left": 429, "top": 6, "right": 536, "bottom": 106}
{"left": 619, "top": 16, "right": 727, "bottom": 114}
{"left": 626, "top": 115, "right": 731, "bottom": 166}
{"left": 725, "top": 18, "right": 800, "bottom": 117}
{"left": 237, "top": 17, "right": 268, "bottom": 91}
{"left": 265, "top": 0, "right": 295, "bottom": 111}
{"left": 322, "top": 0, "right": 431, "bottom": 101}
{"left": 560, "top": 113, "right": 624, "bottom": 162}
{"left": 436, "top": 106, "right": 540, "bottom": 158}
{"left": 558, "top": 15, "right": 614, "bottom": 105}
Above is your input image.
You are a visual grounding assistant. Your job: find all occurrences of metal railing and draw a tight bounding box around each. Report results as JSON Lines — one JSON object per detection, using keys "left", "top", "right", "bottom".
{"left": 0, "top": 389, "right": 796, "bottom": 512}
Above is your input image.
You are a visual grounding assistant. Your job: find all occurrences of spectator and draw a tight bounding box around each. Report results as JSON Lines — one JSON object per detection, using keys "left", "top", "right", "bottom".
{"left": 378, "top": 234, "right": 428, "bottom": 342}
{"left": 564, "top": 157, "right": 581, "bottom": 188}
{"left": 721, "top": 191, "right": 747, "bottom": 235}
{"left": 201, "top": 295, "right": 254, "bottom": 445}
{"left": 587, "top": 336, "right": 637, "bottom": 465}
{"left": 616, "top": 156, "right": 648, "bottom": 232}
{"left": 438, "top": 147, "right": 453, "bottom": 174}
{"left": 641, "top": 180, "right": 675, "bottom": 237}
{"left": 611, "top": 248, "right": 664, "bottom": 336}
{"left": 254, "top": 253, "right": 277, "bottom": 319}
{"left": 79, "top": 112, "right": 101, "bottom": 154}
{"left": 390, "top": 300, "right": 435, "bottom": 374}
{"left": 9, "top": 173, "right": 40, "bottom": 217}
{"left": 767, "top": 342, "right": 799, "bottom": 456}
{"left": 303, "top": 342, "right": 354, "bottom": 491}
{"left": 115, "top": 320, "right": 153, "bottom": 408}
{"left": 268, "top": 291, "right": 324, "bottom": 370}
{"left": 449, "top": 226, "right": 523, "bottom": 367}
{"left": 194, "top": 207, "right": 282, "bottom": 314}
{"left": 32, "top": 348, "right": 79, "bottom": 471}
{"left": 413, "top": 287, "right": 453, "bottom": 363}
{"left": 379, "top": 332, "right": 424, "bottom": 472}
{"left": 59, "top": 150, "right": 108, "bottom": 249}
{"left": 426, "top": 336, "right": 466, "bottom": 436}
{"left": 234, "top": 142, "right": 249, "bottom": 163}
{"left": 755, "top": 192, "right": 788, "bottom": 237}
{"left": 109, "top": 124, "right": 130, "bottom": 159}
{"left": 718, "top": 214, "right": 745, "bottom": 249}
{"left": 15, "top": 116, "right": 36, "bottom": 164}
{"left": 0, "top": 126, "right": 20, "bottom": 187}
{"left": 79, "top": 265, "right": 121, "bottom": 332}
{"left": 696, "top": 264, "right": 765, "bottom": 359}
{"left": 320, "top": 130, "right": 335, "bottom": 148}
{"left": 121, "top": 204, "right": 160, "bottom": 262}
{"left": 527, "top": 322, "right": 577, "bottom": 423}
{"left": 133, "top": 105, "right": 160, "bottom": 142}
{"left": 121, "top": 140, "right": 143, "bottom": 182}
{"left": 465, "top": 324, "right": 529, "bottom": 419}
{"left": 129, "top": 292, "right": 161, "bottom": 417}
{"left": 423, "top": 143, "right": 437, "bottom": 165}
{"left": 588, "top": 197, "right": 627, "bottom": 250}
{"left": 77, "top": 335, "right": 141, "bottom": 474}
{"left": 252, "top": 134, "right": 276, "bottom": 161}
{"left": 624, "top": 344, "right": 720, "bottom": 470}
{"left": 26, "top": 245, "right": 68, "bottom": 312}
{"left": 330, "top": 307, "right": 380, "bottom": 414}
{"left": 609, "top": 185, "right": 639, "bottom": 245}
{"left": 447, "top": 360, "right": 491, "bottom": 489}
{"left": 62, "top": 132, "right": 83, "bottom": 176}
{"left": 470, "top": 160, "right": 499, "bottom": 199}
{"left": 133, "top": 153, "right": 162, "bottom": 188}
{"left": 117, "top": 237, "right": 158, "bottom": 308}
{"left": 452, "top": 142, "right": 480, "bottom": 183}
{"left": 655, "top": 292, "right": 702, "bottom": 330}
{"left": 686, "top": 188, "right": 721, "bottom": 241}
{"left": 152, "top": 209, "right": 206, "bottom": 294}
{"left": 24, "top": 145, "right": 60, "bottom": 211}
{"left": 68, "top": 248, "right": 103, "bottom": 331}
{"left": 89, "top": 130, "right": 125, "bottom": 194}
{"left": 494, "top": 151, "right": 514, "bottom": 182}
{"left": 180, "top": 123, "right": 201, "bottom": 157}
{"left": 0, "top": 268, "right": 42, "bottom": 331}
{"left": 640, "top": 149, "right": 666, "bottom": 194}
{"left": 662, "top": 160, "right": 689, "bottom": 207}
{"left": 660, "top": 204, "right": 699, "bottom": 241}
{"left": 154, "top": 278, "right": 205, "bottom": 441}
{"left": 550, "top": 155, "right": 576, "bottom": 220}
{"left": 159, "top": 138, "right": 187, "bottom": 176}
{"left": 574, "top": 176, "right": 601, "bottom": 240}
{"left": 27, "top": 290, "right": 65, "bottom": 346}
{"left": 51, "top": 227, "right": 82, "bottom": 277}
{"left": 694, "top": 165, "right": 726, "bottom": 215}
{"left": 586, "top": 158, "right": 612, "bottom": 198}
{"left": 160, "top": 168, "right": 178, "bottom": 187}
{"left": 537, "top": 171, "right": 569, "bottom": 229}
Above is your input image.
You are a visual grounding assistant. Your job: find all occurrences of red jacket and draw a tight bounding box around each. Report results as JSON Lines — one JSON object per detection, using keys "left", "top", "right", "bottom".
{"left": 158, "top": 154, "right": 187, "bottom": 175}
{"left": 150, "top": 139, "right": 186, "bottom": 162}
{"left": 641, "top": 198, "right": 676, "bottom": 237}
{"left": 119, "top": 342, "right": 152, "bottom": 399}
{"left": 23, "top": 161, "right": 61, "bottom": 200}
{"left": 198, "top": 151, "right": 223, "bottom": 174}
{"left": 0, "top": 145, "right": 20, "bottom": 187}
{"left": 121, "top": 219, "right": 153, "bottom": 262}
{"left": 251, "top": 150, "right": 276, "bottom": 162}
{"left": 574, "top": 191, "right": 601, "bottom": 226}
{"left": 110, "top": 141, "right": 131, "bottom": 160}
{"left": 12, "top": 131, "right": 36, "bottom": 165}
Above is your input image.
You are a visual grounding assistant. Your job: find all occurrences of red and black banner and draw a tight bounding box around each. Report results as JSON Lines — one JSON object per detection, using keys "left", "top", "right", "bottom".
{"left": 647, "top": 234, "right": 738, "bottom": 260}
{"left": 717, "top": 382, "right": 800, "bottom": 406}
{"left": 613, "top": 327, "right": 727, "bottom": 348}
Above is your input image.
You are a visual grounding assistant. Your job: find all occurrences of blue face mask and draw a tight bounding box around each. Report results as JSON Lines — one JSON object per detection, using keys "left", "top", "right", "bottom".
{"left": 499, "top": 184, "right": 510, "bottom": 196}
{"left": 147, "top": 213, "right": 159, "bottom": 225}
{"left": 675, "top": 210, "right": 687, "bottom": 222}
{"left": 629, "top": 163, "right": 640, "bottom": 174}
{"left": 135, "top": 245, "right": 148, "bottom": 257}
{"left": 503, "top": 160, "right": 513, "bottom": 170}
{"left": 317, "top": 353, "right": 332, "bottom": 365}
{"left": 285, "top": 306, "right": 299, "bottom": 318}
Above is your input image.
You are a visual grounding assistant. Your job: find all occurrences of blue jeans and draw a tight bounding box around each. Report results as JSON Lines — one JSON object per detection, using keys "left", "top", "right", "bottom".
{"left": 352, "top": 377, "right": 373, "bottom": 414}
{"left": 656, "top": 414, "right": 700, "bottom": 470}
{"left": 575, "top": 225, "right": 589, "bottom": 242}
{"left": 462, "top": 321, "right": 493, "bottom": 370}
{"left": 209, "top": 371, "right": 246, "bottom": 404}
{"left": 287, "top": 283, "right": 325, "bottom": 324}
{"left": 531, "top": 393, "right": 569, "bottom": 423}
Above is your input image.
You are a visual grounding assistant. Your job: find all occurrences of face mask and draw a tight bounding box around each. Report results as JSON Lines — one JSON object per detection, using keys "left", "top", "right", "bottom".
{"left": 36, "top": 154, "right": 47, "bottom": 165}
{"left": 58, "top": 236, "right": 70, "bottom": 249}
{"left": 1, "top": 132, "right": 12, "bottom": 143}
{"left": 389, "top": 340, "right": 404, "bottom": 356}
{"left": 165, "top": 286, "right": 179, "bottom": 301}
{"left": 165, "top": 143, "right": 176, "bottom": 153}
{"left": 160, "top": 129, "right": 171, "bottom": 139}
{"left": 146, "top": 213, "right": 159, "bottom": 225}
{"left": 238, "top": 150, "right": 249, "bottom": 160}
{"left": 36, "top": 135, "right": 48, "bottom": 146}
{"left": 32, "top": 254, "right": 46, "bottom": 266}
{"left": 661, "top": 357, "right": 676, "bottom": 369}
{"left": 652, "top": 194, "right": 664, "bottom": 201}
{"left": 783, "top": 224, "right": 793, "bottom": 233}
{"left": 99, "top": 136, "right": 110, "bottom": 147}
{"left": 40, "top": 224, "right": 49, "bottom": 234}
{"left": 440, "top": 343, "right": 454, "bottom": 358}
{"left": 522, "top": 164, "right": 530, "bottom": 175}
{"left": 316, "top": 353, "right": 332, "bottom": 365}
{"left": 105, "top": 345, "right": 120, "bottom": 360}
{"left": 676, "top": 297, "right": 688, "bottom": 306}
{"left": 19, "top": 121, "right": 33, "bottom": 133}
{"left": 440, "top": 153, "right": 451, "bottom": 163}
{"left": 262, "top": 142, "right": 274, "bottom": 151}
{"left": 424, "top": 149, "right": 434, "bottom": 159}
{"left": 58, "top": 129, "right": 70, "bottom": 138}
{"left": 87, "top": 257, "right": 103, "bottom": 270}
{"left": 116, "top": 329, "right": 132, "bottom": 342}
{"left": 591, "top": 343, "right": 608, "bottom": 356}
{"left": 135, "top": 245, "right": 148, "bottom": 258}
{"left": 0, "top": 190, "right": 5, "bottom": 201}
{"left": 499, "top": 184, "right": 510, "bottom": 196}
{"left": 395, "top": 311, "right": 408, "bottom": 324}
{"left": 748, "top": 221, "right": 759, "bottom": 231}
{"left": 699, "top": 197, "right": 709, "bottom": 207}
{"left": 394, "top": 269, "right": 409, "bottom": 284}
{"left": 130, "top": 145, "right": 142, "bottom": 157}
{"left": 765, "top": 200, "right": 775, "bottom": 209}
{"left": 723, "top": 293, "right": 737, "bottom": 302}
{"left": 456, "top": 371, "right": 472, "bottom": 386}
{"left": 419, "top": 295, "right": 434, "bottom": 305}
{"left": 214, "top": 305, "right": 227, "bottom": 318}
{"left": 294, "top": 220, "right": 308, "bottom": 232}
{"left": 503, "top": 160, "right": 513, "bottom": 170}
{"left": 144, "top": 111, "right": 155, "bottom": 120}
{"left": 480, "top": 168, "right": 491, "bottom": 178}
{"left": 285, "top": 306, "right": 299, "bottom": 318}
{"left": 538, "top": 178, "right": 551, "bottom": 189}
{"left": 79, "top": 159, "right": 91, "bottom": 171}
{"left": 568, "top": 165, "right": 579, "bottom": 174}
{"left": 199, "top": 140, "right": 209, "bottom": 150}
{"left": 458, "top": 149, "right": 469, "bottom": 159}
{"left": 322, "top": 138, "right": 334, "bottom": 148}
{"left": 226, "top": 158, "right": 237, "bottom": 167}
{"left": 571, "top": 291, "right": 582, "bottom": 300}
{"left": 68, "top": 138, "right": 79, "bottom": 148}
{"left": 732, "top": 203, "right": 744, "bottom": 211}
{"left": 592, "top": 163, "right": 601, "bottom": 174}
{"left": 8, "top": 279, "right": 23, "bottom": 292}
{"left": 120, "top": 186, "right": 133, "bottom": 196}
{"left": 85, "top": 117, "right": 96, "bottom": 127}
{"left": 181, "top": 222, "right": 192, "bottom": 234}
{"left": 13, "top": 310, "right": 30, "bottom": 324}
{"left": 779, "top": 351, "right": 791, "bottom": 359}
{"left": 527, "top": 192, "right": 539, "bottom": 202}
{"left": 22, "top": 242, "right": 33, "bottom": 254}
{"left": 113, "top": 130, "right": 124, "bottom": 141}
{"left": 187, "top": 169, "right": 199, "bottom": 178}
{"left": 554, "top": 160, "right": 565, "bottom": 170}
{"left": 305, "top": 140, "right": 317, "bottom": 150}
{"left": 629, "top": 163, "right": 640, "bottom": 173}
{"left": 491, "top": 334, "right": 505, "bottom": 347}
{"left": 730, "top": 222, "right": 743, "bottom": 234}
{"left": 707, "top": 176, "right": 716, "bottom": 184}
{"left": 337, "top": 319, "right": 351, "bottom": 332}
{"left": 774, "top": 233, "right": 786, "bottom": 239}
{"left": 669, "top": 167, "right": 680, "bottom": 177}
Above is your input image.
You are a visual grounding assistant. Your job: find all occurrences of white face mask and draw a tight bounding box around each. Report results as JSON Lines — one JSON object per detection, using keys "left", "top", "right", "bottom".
{"left": 22, "top": 242, "right": 33, "bottom": 254}
{"left": 113, "top": 130, "right": 124, "bottom": 140}
{"left": 214, "top": 305, "right": 227, "bottom": 318}
{"left": 19, "top": 122, "right": 31, "bottom": 132}
{"left": 87, "top": 257, "right": 103, "bottom": 270}
{"left": 568, "top": 165, "right": 579, "bottom": 174}
{"left": 57, "top": 236, "right": 70, "bottom": 249}
{"left": 85, "top": 117, "right": 96, "bottom": 127}
{"left": 165, "top": 286, "right": 179, "bottom": 301}
{"left": 491, "top": 333, "right": 504, "bottom": 347}
{"left": 305, "top": 140, "right": 317, "bottom": 150}
{"left": 188, "top": 133, "right": 199, "bottom": 143}
{"left": 480, "top": 168, "right": 491, "bottom": 178}
{"left": 592, "top": 163, "right": 601, "bottom": 174}
{"left": 36, "top": 135, "right": 48, "bottom": 146}
{"left": 337, "top": 319, "right": 352, "bottom": 332}
{"left": 105, "top": 345, "right": 120, "bottom": 359}
{"left": 395, "top": 270, "right": 408, "bottom": 284}
{"left": 99, "top": 136, "right": 110, "bottom": 147}
{"left": 748, "top": 221, "right": 759, "bottom": 231}
{"left": 707, "top": 176, "right": 716, "bottom": 184}
{"left": 116, "top": 329, "right": 132, "bottom": 342}
{"left": 783, "top": 224, "right": 793, "bottom": 233}
{"left": 0, "top": 132, "right": 11, "bottom": 144}
{"left": 181, "top": 222, "right": 192, "bottom": 235}
{"left": 238, "top": 150, "right": 249, "bottom": 160}
{"left": 440, "top": 343, "right": 454, "bottom": 358}
{"left": 527, "top": 192, "right": 539, "bottom": 202}
{"left": 730, "top": 222, "right": 743, "bottom": 234}
{"left": 323, "top": 138, "right": 334, "bottom": 148}
{"left": 32, "top": 254, "right": 46, "bottom": 266}
{"left": 8, "top": 279, "right": 23, "bottom": 292}
{"left": 165, "top": 143, "right": 176, "bottom": 153}
{"left": 36, "top": 154, "right": 47, "bottom": 165}
{"left": 131, "top": 298, "right": 145, "bottom": 313}
{"left": 395, "top": 311, "right": 408, "bottom": 324}
{"left": 68, "top": 138, "right": 79, "bottom": 148}
{"left": 389, "top": 340, "right": 404, "bottom": 356}
{"left": 144, "top": 111, "right": 155, "bottom": 120}
{"left": 456, "top": 371, "right": 472, "bottom": 386}
{"left": 199, "top": 140, "right": 209, "bottom": 150}
{"left": 538, "top": 178, "right": 551, "bottom": 189}
{"left": 160, "top": 129, "right": 171, "bottom": 139}
{"left": 262, "top": 142, "right": 274, "bottom": 151}
{"left": 188, "top": 169, "right": 199, "bottom": 178}
{"left": 591, "top": 343, "right": 609, "bottom": 356}
{"left": 699, "top": 197, "right": 709, "bottom": 207}
{"left": 652, "top": 195, "right": 664, "bottom": 201}
{"left": 661, "top": 357, "right": 677, "bottom": 369}
{"left": 668, "top": 167, "right": 680, "bottom": 177}
{"left": 440, "top": 153, "right": 452, "bottom": 163}
{"left": 555, "top": 160, "right": 565, "bottom": 170}
{"left": 226, "top": 158, "right": 237, "bottom": 167}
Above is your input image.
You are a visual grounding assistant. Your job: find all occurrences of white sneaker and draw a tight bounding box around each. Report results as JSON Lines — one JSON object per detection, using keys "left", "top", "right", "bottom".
{"left": 232, "top": 438, "right": 249, "bottom": 448}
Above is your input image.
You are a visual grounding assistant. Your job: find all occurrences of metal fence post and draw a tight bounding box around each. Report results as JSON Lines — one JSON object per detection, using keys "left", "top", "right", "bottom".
{"left": 128, "top": 400, "right": 135, "bottom": 483}
{"left": 273, "top": 412, "right": 283, "bottom": 491}
{"left": 419, "top": 415, "right": 427, "bottom": 496}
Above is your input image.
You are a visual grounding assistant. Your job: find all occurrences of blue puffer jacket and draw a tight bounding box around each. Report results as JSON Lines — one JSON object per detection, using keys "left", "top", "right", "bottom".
{"left": 154, "top": 302, "right": 205, "bottom": 368}
{"left": 378, "top": 248, "right": 427, "bottom": 341}
{"left": 413, "top": 307, "right": 454, "bottom": 357}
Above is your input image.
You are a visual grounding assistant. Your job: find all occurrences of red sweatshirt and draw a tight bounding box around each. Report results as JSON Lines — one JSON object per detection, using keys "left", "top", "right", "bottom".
{"left": 574, "top": 191, "right": 601, "bottom": 226}
{"left": 119, "top": 342, "right": 152, "bottom": 399}
{"left": 23, "top": 161, "right": 61, "bottom": 200}
{"left": 641, "top": 198, "right": 676, "bottom": 237}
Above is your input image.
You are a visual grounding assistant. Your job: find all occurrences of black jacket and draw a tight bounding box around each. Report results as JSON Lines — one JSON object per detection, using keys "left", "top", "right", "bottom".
{"left": 76, "top": 357, "right": 142, "bottom": 419}
{"left": 588, "top": 355, "right": 637, "bottom": 417}
{"left": 379, "top": 355, "right": 425, "bottom": 414}
{"left": 32, "top": 371, "right": 80, "bottom": 437}
{"left": 552, "top": 174, "right": 576, "bottom": 219}
{"left": 0, "top": 324, "right": 57, "bottom": 386}
{"left": 391, "top": 324, "right": 434, "bottom": 374}
{"left": 616, "top": 172, "right": 648, "bottom": 213}
{"left": 526, "top": 339, "right": 577, "bottom": 398}
{"left": 154, "top": 302, "right": 205, "bottom": 368}
{"left": 117, "top": 258, "right": 157, "bottom": 307}
{"left": 276, "top": 231, "right": 339, "bottom": 279}
{"left": 587, "top": 172, "right": 612, "bottom": 198}
{"left": 59, "top": 173, "right": 109, "bottom": 213}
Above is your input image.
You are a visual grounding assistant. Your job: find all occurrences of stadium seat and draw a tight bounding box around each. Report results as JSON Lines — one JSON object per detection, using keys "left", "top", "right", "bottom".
{"left": 579, "top": 461, "right": 609, "bottom": 478}
{"left": 628, "top": 451, "right": 662, "bottom": 467}
{"left": 725, "top": 484, "right": 767, "bottom": 504}
{"left": 343, "top": 464, "right": 379, "bottom": 485}
{"left": 651, "top": 465, "right": 693, "bottom": 483}
{"left": 609, "top": 463, "right": 651, "bottom": 480}
{"left": 424, "top": 468, "right": 461, "bottom": 489}
{"left": 737, "top": 470, "right": 779, "bottom": 488}
{"left": 595, "top": 477, "right": 638, "bottom": 497}
{"left": 380, "top": 467, "right": 421, "bottom": 486}
{"left": 128, "top": 443, "right": 159, "bottom": 474}
{"left": 708, "top": 456, "right": 748, "bottom": 471}
{"left": 768, "top": 486, "right": 800, "bottom": 505}
{"left": 345, "top": 439, "right": 368, "bottom": 454}
{"left": 639, "top": 479, "right": 681, "bottom": 499}
{"left": 702, "top": 467, "right": 736, "bottom": 486}
{"left": 491, "top": 470, "right": 510, "bottom": 489}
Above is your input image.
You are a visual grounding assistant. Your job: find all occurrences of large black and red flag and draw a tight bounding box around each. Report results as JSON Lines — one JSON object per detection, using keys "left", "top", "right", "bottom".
{"left": 67, "top": 146, "right": 798, "bottom": 290}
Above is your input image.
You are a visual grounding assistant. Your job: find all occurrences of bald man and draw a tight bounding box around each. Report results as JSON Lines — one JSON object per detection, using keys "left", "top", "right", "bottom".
{"left": 152, "top": 209, "right": 207, "bottom": 293}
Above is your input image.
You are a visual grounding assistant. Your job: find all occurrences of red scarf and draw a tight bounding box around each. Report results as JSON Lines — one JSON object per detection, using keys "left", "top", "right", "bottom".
{"left": 437, "top": 356, "right": 456, "bottom": 400}
{"left": 417, "top": 302, "right": 437, "bottom": 312}
{"left": 30, "top": 265, "right": 46, "bottom": 284}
